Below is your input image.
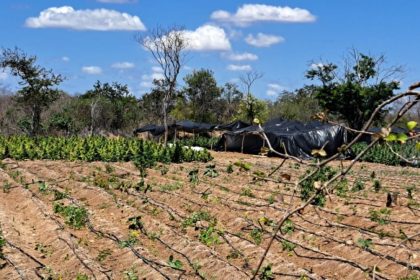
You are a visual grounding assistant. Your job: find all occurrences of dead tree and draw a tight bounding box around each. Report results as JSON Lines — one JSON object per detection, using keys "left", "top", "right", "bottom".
{"left": 138, "top": 26, "right": 187, "bottom": 144}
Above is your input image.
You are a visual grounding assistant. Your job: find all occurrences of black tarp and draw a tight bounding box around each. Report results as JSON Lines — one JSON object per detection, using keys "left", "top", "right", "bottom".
{"left": 217, "top": 120, "right": 348, "bottom": 159}
{"left": 173, "top": 120, "right": 215, "bottom": 133}
{"left": 214, "top": 120, "right": 251, "bottom": 131}
{"left": 133, "top": 124, "right": 166, "bottom": 136}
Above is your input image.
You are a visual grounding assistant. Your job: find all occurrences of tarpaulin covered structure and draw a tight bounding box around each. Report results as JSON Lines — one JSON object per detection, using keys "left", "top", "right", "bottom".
{"left": 133, "top": 124, "right": 166, "bottom": 136}
{"left": 217, "top": 119, "right": 348, "bottom": 159}
{"left": 214, "top": 120, "right": 251, "bottom": 131}
{"left": 173, "top": 120, "right": 215, "bottom": 133}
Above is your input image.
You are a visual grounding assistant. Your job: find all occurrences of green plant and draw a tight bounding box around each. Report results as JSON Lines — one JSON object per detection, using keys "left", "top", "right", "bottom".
{"left": 199, "top": 226, "right": 220, "bottom": 246}
{"left": 167, "top": 255, "right": 183, "bottom": 269}
{"left": 204, "top": 164, "right": 219, "bottom": 178}
{"left": 267, "top": 194, "right": 275, "bottom": 204}
{"left": 119, "top": 235, "right": 138, "bottom": 248}
{"left": 357, "top": 238, "right": 373, "bottom": 250}
{"left": 96, "top": 249, "right": 112, "bottom": 262}
{"left": 38, "top": 182, "right": 49, "bottom": 193}
{"left": 226, "top": 163, "right": 234, "bottom": 173}
{"left": 128, "top": 216, "right": 143, "bottom": 231}
{"left": 123, "top": 267, "right": 139, "bottom": 280}
{"left": 0, "top": 226, "right": 5, "bottom": 260}
{"left": 159, "top": 182, "right": 182, "bottom": 191}
{"left": 182, "top": 211, "right": 215, "bottom": 228}
{"left": 399, "top": 274, "right": 420, "bottom": 280}
{"left": 300, "top": 166, "right": 336, "bottom": 207}
{"left": 281, "top": 240, "right": 296, "bottom": 252}
{"left": 369, "top": 208, "right": 391, "bottom": 225}
{"left": 250, "top": 228, "right": 263, "bottom": 245}
{"left": 259, "top": 264, "right": 274, "bottom": 280}
{"left": 234, "top": 161, "right": 252, "bottom": 171}
{"left": 281, "top": 220, "right": 295, "bottom": 235}
{"left": 2, "top": 182, "right": 11, "bottom": 193}
{"left": 53, "top": 203, "right": 88, "bottom": 229}
{"left": 406, "top": 185, "right": 416, "bottom": 199}
{"left": 76, "top": 274, "right": 89, "bottom": 280}
{"left": 373, "top": 180, "right": 382, "bottom": 192}
{"left": 351, "top": 179, "right": 365, "bottom": 192}
{"left": 188, "top": 169, "right": 199, "bottom": 185}
{"left": 53, "top": 189, "right": 68, "bottom": 201}
{"left": 335, "top": 178, "right": 348, "bottom": 197}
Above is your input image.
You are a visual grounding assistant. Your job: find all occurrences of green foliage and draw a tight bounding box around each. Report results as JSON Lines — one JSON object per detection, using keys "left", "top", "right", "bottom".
{"left": 198, "top": 226, "right": 220, "bottom": 246}
{"left": 188, "top": 169, "right": 199, "bottom": 185}
{"left": 351, "top": 179, "right": 365, "bottom": 192}
{"left": 352, "top": 141, "right": 420, "bottom": 166}
{"left": 167, "top": 255, "right": 183, "bottom": 270}
{"left": 335, "top": 178, "right": 349, "bottom": 197}
{"left": 38, "top": 182, "right": 49, "bottom": 193}
{"left": 259, "top": 264, "right": 275, "bottom": 280}
{"left": 406, "top": 185, "right": 416, "bottom": 199}
{"left": 96, "top": 249, "right": 112, "bottom": 263}
{"left": 399, "top": 274, "right": 420, "bottom": 280}
{"left": 306, "top": 52, "right": 399, "bottom": 129}
{"left": 250, "top": 228, "right": 263, "bottom": 245}
{"left": 0, "top": 226, "right": 5, "bottom": 260}
{"left": 76, "top": 274, "right": 90, "bottom": 280}
{"left": 159, "top": 181, "right": 182, "bottom": 191}
{"left": 0, "top": 47, "right": 63, "bottom": 135}
{"left": 226, "top": 163, "right": 234, "bottom": 174}
{"left": 176, "top": 136, "right": 219, "bottom": 150}
{"left": 369, "top": 208, "right": 391, "bottom": 225}
{"left": 123, "top": 267, "right": 139, "bottom": 280}
{"left": 182, "top": 69, "right": 222, "bottom": 123}
{"left": 204, "top": 164, "right": 219, "bottom": 178}
{"left": 300, "top": 166, "right": 336, "bottom": 206}
{"left": 234, "top": 161, "right": 252, "bottom": 171}
{"left": 281, "top": 240, "right": 296, "bottom": 252}
{"left": 182, "top": 211, "right": 215, "bottom": 228}
{"left": 128, "top": 216, "right": 143, "bottom": 231}
{"left": 281, "top": 220, "right": 295, "bottom": 235}
{"left": 235, "top": 94, "right": 268, "bottom": 124}
{"left": 357, "top": 238, "right": 373, "bottom": 250}
{"left": 373, "top": 180, "right": 382, "bottom": 192}
{"left": 53, "top": 203, "right": 88, "bottom": 229}
{"left": 119, "top": 235, "right": 138, "bottom": 248}
{"left": 0, "top": 136, "right": 213, "bottom": 164}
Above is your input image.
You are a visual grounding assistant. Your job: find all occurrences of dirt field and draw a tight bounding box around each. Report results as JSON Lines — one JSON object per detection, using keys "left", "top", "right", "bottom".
{"left": 0, "top": 152, "right": 419, "bottom": 280}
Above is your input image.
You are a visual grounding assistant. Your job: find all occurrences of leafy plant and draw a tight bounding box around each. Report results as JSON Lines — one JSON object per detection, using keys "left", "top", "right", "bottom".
{"left": 259, "top": 264, "right": 274, "bottom": 280}
{"left": 128, "top": 216, "right": 143, "bottom": 231}
{"left": 250, "top": 228, "right": 263, "bottom": 245}
{"left": 300, "top": 166, "right": 336, "bottom": 206}
{"left": 369, "top": 208, "right": 391, "bottom": 225}
{"left": 234, "top": 161, "right": 252, "bottom": 171}
{"left": 357, "top": 238, "right": 373, "bottom": 250}
{"left": 240, "top": 187, "right": 255, "bottom": 198}
{"left": 76, "top": 274, "right": 89, "bottom": 280}
{"left": 38, "top": 182, "right": 49, "bottom": 193}
{"left": 123, "top": 267, "right": 139, "bottom": 280}
{"left": 281, "top": 240, "right": 296, "bottom": 252}
{"left": 53, "top": 203, "right": 88, "bottom": 229}
{"left": 188, "top": 169, "right": 199, "bottom": 185}
{"left": 167, "top": 255, "right": 183, "bottom": 269}
{"left": 226, "top": 163, "right": 234, "bottom": 173}
{"left": 199, "top": 226, "right": 220, "bottom": 246}
{"left": 204, "top": 164, "right": 219, "bottom": 178}
{"left": 351, "top": 179, "right": 365, "bottom": 192}
{"left": 0, "top": 226, "right": 5, "bottom": 260}
{"left": 182, "top": 211, "right": 215, "bottom": 228}
{"left": 96, "top": 249, "right": 112, "bottom": 262}
{"left": 281, "top": 220, "right": 295, "bottom": 235}
{"left": 373, "top": 180, "right": 382, "bottom": 192}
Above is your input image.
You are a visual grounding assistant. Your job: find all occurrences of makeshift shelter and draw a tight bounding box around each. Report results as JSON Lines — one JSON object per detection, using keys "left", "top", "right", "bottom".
{"left": 217, "top": 119, "right": 348, "bottom": 159}
{"left": 214, "top": 120, "right": 251, "bottom": 131}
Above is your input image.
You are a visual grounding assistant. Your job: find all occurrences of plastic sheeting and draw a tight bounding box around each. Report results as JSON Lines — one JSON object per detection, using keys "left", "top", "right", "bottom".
{"left": 217, "top": 120, "right": 348, "bottom": 159}
{"left": 173, "top": 120, "right": 215, "bottom": 133}
{"left": 214, "top": 120, "right": 251, "bottom": 131}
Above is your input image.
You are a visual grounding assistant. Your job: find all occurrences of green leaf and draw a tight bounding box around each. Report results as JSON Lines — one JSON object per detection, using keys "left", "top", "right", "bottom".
{"left": 384, "top": 133, "right": 397, "bottom": 142}
{"left": 416, "top": 142, "right": 420, "bottom": 151}
{"left": 396, "top": 133, "right": 408, "bottom": 144}
{"left": 407, "top": 121, "right": 418, "bottom": 131}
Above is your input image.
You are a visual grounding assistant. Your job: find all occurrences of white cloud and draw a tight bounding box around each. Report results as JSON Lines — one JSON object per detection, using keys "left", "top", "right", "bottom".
{"left": 224, "top": 52, "right": 258, "bottom": 61}
{"left": 145, "top": 25, "right": 231, "bottom": 52}
{"left": 97, "top": 0, "right": 136, "bottom": 3}
{"left": 227, "top": 64, "right": 252, "bottom": 72}
{"left": 183, "top": 25, "right": 231, "bottom": 51}
{"left": 25, "top": 6, "right": 146, "bottom": 31}
{"left": 245, "top": 33, "right": 284, "bottom": 47}
{"left": 211, "top": 4, "right": 316, "bottom": 26}
{"left": 82, "top": 66, "right": 102, "bottom": 75}
{"left": 61, "top": 56, "right": 70, "bottom": 62}
{"left": 310, "top": 63, "right": 325, "bottom": 70}
{"left": 112, "top": 62, "right": 135, "bottom": 69}
{"left": 266, "top": 83, "right": 286, "bottom": 97}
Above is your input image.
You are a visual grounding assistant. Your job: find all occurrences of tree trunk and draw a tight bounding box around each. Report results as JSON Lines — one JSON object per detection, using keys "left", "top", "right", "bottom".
{"left": 30, "top": 106, "right": 41, "bottom": 136}
{"left": 162, "top": 96, "right": 168, "bottom": 145}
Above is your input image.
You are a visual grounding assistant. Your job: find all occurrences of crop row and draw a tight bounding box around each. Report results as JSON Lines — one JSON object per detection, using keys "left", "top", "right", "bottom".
{"left": 0, "top": 136, "right": 213, "bottom": 163}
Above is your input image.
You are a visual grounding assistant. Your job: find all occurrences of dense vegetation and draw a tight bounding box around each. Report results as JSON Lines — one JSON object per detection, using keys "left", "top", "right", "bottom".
{"left": 0, "top": 136, "right": 212, "bottom": 163}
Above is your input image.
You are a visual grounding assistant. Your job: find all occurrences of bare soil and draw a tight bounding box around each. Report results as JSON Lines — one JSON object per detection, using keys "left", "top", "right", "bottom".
{"left": 0, "top": 151, "right": 419, "bottom": 280}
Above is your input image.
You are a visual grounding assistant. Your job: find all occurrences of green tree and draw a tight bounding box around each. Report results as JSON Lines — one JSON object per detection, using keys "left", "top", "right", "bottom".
{"left": 219, "top": 82, "right": 243, "bottom": 122}
{"left": 0, "top": 48, "right": 63, "bottom": 135}
{"left": 269, "top": 86, "right": 320, "bottom": 121}
{"left": 182, "top": 69, "right": 222, "bottom": 123}
{"left": 236, "top": 94, "right": 268, "bottom": 124}
{"left": 306, "top": 52, "right": 400, "bottom": 129}
{"left": 82, "top": 81, "right": 137, "bottom": 134}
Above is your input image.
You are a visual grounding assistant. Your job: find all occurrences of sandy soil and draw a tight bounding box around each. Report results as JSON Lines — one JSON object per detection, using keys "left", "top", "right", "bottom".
{"left": 0, "top": 151, "right": 419, "bottom": 280}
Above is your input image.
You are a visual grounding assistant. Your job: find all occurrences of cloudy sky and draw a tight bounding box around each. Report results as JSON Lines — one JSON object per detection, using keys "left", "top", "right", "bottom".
{"left": 0, "top": 1, "right": 419, "bottom": 98}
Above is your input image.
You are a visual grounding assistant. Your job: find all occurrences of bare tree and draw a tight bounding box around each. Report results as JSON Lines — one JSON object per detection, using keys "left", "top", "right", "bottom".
{"left": 137, "top": 26, "right": 187, "bottom": 144}
{"left": 239, "top": 70, "right": 263, "bottom": 97}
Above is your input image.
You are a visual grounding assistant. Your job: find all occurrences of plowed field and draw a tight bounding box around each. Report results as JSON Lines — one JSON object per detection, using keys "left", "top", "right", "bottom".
{"left": 0, "top": 152, "right": 419, "bottom": 280}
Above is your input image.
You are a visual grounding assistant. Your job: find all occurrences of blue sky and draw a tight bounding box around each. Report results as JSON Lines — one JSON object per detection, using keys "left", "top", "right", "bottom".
{"left": 0, "top": 1, "right": 419, "bottom": 99}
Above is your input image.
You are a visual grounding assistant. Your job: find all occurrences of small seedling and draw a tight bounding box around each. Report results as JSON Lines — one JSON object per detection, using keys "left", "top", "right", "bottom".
{"left": 167, "top": 255, "right": 183, "bottom": 269}
{"left": 199, "top": 226, "right": 220, "bottom": 246}
{"left": 53, "top": 203, "right": 88, "bottom": 229}
{"left": 373, "top": 180, "right": 382, "bottom": 192}
{"left": 281, "top": 220, "right": 295, "bottom": 234}
{"left": 259, "top": 264, "right": 274, "bottom": 280}
{"left": 250, "top": 228, "right": 263, "bottom": 245}
{"left": 128, "top": 216, "right": 143, "bottom": 231}
{"left": 369, "top": 208, "right": 391, "bottom": 225}
{"left": 351, "top": 179, "right": 365, "bottom": 192}
{"left": 281, "top": 240, "right": 296, "bottom": 252}
{"left": 357, "top": 238, "right": 373, "bottom": 250}
{"left": 226, "top": 164, "right": 234, "bottom": 173}
{"left": 240, "top": 187, "right": 255, "bottom": 198}
{"left": 204, "top": 164, "right": 219, "bottom": 178}
{"left": 188, "top": 169, "right": 199, "bottom": 185}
